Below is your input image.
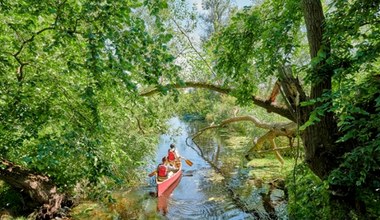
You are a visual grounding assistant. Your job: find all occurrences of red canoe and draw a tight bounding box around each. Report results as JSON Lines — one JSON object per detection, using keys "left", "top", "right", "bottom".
{"left": 156, "top": 162, "right": 182, "bottom": 197}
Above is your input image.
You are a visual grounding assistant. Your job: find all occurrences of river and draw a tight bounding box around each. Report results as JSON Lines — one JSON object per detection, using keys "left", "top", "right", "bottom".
{"left": 145, "top": 117, "right": 253, "bottom": 219}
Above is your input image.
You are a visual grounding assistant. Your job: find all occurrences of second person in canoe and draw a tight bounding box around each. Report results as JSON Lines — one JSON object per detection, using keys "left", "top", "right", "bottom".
{"left": 167, "top": 143, "right": 181, "bottom": 168}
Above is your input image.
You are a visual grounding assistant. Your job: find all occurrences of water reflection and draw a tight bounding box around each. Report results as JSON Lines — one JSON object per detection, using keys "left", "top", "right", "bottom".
{"left": 150, "top": 117, "right": 253, "bottom": 219}
{"left": 157, "top": 176, "right": 182, "bottom": 216}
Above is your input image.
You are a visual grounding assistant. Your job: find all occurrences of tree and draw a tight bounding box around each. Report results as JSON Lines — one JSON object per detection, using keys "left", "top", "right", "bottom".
{"left": 199, "top": 0, "right": 234, "bottom": 42}
{"left": 143, "top": 0, "right": 380, "bottom": 217}
{"left": 211, "top": 0, "right": 380, "bottom": 217}
{"left": 0, "top": 0, "right": 177, "bottom": 217}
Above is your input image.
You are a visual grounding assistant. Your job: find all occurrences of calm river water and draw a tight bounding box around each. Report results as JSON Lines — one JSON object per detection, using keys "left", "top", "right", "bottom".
{"left": 145, "top": 117, "right": 253, "bottom": 219}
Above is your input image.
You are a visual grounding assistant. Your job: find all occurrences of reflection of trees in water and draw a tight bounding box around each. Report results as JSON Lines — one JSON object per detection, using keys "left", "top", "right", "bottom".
{"left": 185, "top": 120, "right": 246, "bottom": 178}
{"left": 184, "top": 119, "right": 206, "bottom": 134}
{"left": 184, "top": 120, "right": 283, "bottom": 218}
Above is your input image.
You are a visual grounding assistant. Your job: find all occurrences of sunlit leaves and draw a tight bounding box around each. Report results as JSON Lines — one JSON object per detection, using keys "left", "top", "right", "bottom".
{"left": 209, "top": 0, "right": 303, "bottom": 104}
{"left": 326, "top": 0, "right": 380, "bottom": 79}
{"left": 0, "top": 0, "right": 177, "bottom": 190}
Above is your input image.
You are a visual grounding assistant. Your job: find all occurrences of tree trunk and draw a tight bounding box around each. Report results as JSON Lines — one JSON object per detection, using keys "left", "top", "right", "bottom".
{"left": 300, "top": 0, "right": 338, "bottom": 179}
{"left": 0, "top": 159, "right": 65, "bottom": 219}
{"left": 301, "top": 0, "right": 359, "bottom": 217}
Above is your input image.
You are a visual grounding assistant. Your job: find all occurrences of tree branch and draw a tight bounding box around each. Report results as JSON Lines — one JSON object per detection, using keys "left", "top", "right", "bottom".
{"left": 140, "top": 81, "right": 231, "bottom": 96}
{"left": 140, "top": 81, "right": 295, "bottom": 121}
{"left": 9, "top": 0, "right": 67, "bottom": 82}
{"left": 250, "top": 98, "right": 294, "bottom": 121}
{"left": 171, "top": 18, "right": 216, "bottom": 76}
{"left": 0, "top": 158, "right": 65, "bottom": 219}
{"left": 189, "top": 115, "right": 296, "bottom": 164}
{"left": 12, "top": 26, "right": 55, "bottom": 58}
{"left": 191, "top": 115, "right": 296, "bottom": 140}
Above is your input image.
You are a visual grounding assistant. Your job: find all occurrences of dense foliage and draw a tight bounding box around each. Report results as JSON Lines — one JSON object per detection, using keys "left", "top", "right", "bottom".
{"left": 287, "top": 163, "right": 331, "bottom": 220}
{"left": 209, "top": 0, "right": 304, "bottom": 105}
{"left": 0, "top": 0, "right": 379, "bottom": 218}
{"left": 0, "top": 0, "right": 178, "bottom": 190}
{"left": 206, "top": 0, "right": 380, "bottom": 218}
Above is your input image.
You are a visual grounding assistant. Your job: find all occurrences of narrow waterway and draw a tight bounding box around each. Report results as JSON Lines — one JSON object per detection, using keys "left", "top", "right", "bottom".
{"left": 146, "top": 117, "right": 253, "bottom": 219}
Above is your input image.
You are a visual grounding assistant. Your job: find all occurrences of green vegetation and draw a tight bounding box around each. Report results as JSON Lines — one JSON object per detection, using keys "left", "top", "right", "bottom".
{"left": 0, "top": 0, "right": 178, "bottom": 217}
{"left": 287, "top": 163, "right": 331, "bottom": 220}
{"left": 70, "top": 190, "right": 159, "bottom": 220}
{"left": 1, "top": 0, "right": 379, "bottom": 219}
{"left": 247, "top": 155, "right": 295, "bottom": 181}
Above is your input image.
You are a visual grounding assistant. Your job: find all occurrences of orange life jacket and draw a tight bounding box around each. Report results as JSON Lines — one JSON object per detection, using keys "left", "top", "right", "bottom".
{"left": 157, "top": 164, "right": 167, "bottom": 177}
{"left": 168, "top": 150, "right": 176, "bottom": 161}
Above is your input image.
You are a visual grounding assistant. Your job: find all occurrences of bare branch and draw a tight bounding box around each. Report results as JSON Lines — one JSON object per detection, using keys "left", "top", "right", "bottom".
{"left": 140, "top": 81, "right": 295, "bottom": 121}
{"left": 140, "top": 81, "right": 230, "bottom": 96}
{"left": 171, "top": 18, "right": 216, "bottom": 76}
{"left": 189, "top": 115, "right": 296, "bottom": 164}
{"left": 250, "top": 98, "right": 294, "bottom": 121}
{"left": 10, "top": 21, "right": 56, "bottom": 83}
{"left": 191, "top": 115, "right": 296, "bottom": 140}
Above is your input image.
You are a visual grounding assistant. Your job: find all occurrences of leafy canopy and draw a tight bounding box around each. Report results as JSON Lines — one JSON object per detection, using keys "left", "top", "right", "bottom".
{"left": 0, "top": 0, "right": 178, "bottom": 188}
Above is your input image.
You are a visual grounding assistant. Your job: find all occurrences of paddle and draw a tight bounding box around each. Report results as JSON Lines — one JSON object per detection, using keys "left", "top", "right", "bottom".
{"left": 148, "top": 170, "right": 157, "bottom": 177}
{"left": 182, "top": 158, "right": 193, "bottom": 166}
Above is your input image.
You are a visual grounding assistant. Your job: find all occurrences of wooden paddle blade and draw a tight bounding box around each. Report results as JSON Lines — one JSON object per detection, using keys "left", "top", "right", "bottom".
{"left": 148, "top": 170, "right": 157, "bottom": 177}
{"left": 185, "top": 159, "right": 193, "bottom": 166}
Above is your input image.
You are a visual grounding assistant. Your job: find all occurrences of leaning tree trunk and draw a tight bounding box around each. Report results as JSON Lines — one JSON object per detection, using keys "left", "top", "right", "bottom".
{"left": 0, "top": 159, "right": 65, "bottom": 219}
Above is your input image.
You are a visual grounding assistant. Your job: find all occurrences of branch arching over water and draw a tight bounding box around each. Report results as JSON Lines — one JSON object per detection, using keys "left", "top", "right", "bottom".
{"left": 140, "top": 81, "right": 295, "bottom": 121}
{"left": 189, "top": 115, "right": 296, "bottom": 164}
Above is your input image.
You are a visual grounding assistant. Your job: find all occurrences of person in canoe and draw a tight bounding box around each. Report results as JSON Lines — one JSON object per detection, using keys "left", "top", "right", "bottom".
{"left": 167, "top": 143, "right": 181, "bottom": 168}
{"left": 157, "top": 156, "right": 178, "bottom": 182}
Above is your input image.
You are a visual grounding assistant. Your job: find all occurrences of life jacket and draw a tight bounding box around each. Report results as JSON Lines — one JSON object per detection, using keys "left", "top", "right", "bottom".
{"left": 157, "top": 164, "right": 167, "bottom": 177}
{"left": 168, "top": 150, "right": 176, "bottom": 161}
